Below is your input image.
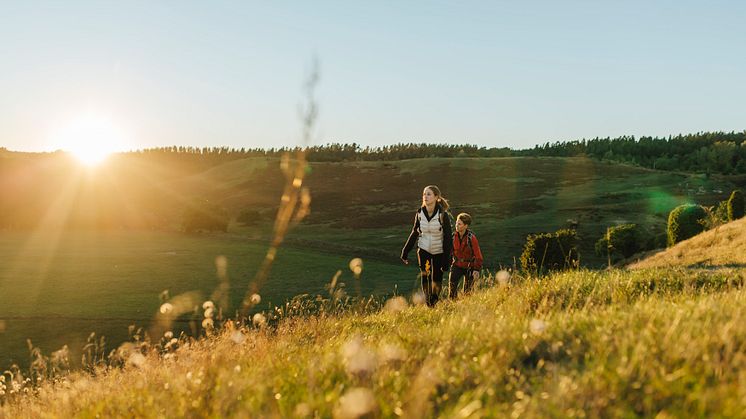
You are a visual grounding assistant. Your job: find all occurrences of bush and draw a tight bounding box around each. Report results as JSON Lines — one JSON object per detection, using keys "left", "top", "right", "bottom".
{"left": 667, "top": 204, "right": 707, "bottom": 246}
{"left": 236, "top": 209, "right": 270, "bottom": 226}
{"left": 727, "top": 189, "right": 744, "bottom": 221}
{"left": 520, "top": 228, "right": 579, "bottom": 275}
{"left": 596, "top": 224, "right": 642, "bottom": 262}
{"left": 701, "top": 200, "right": 729, "bottom": 230}
{"left": 182, "top": 202, "right": 229, "bottom": 233}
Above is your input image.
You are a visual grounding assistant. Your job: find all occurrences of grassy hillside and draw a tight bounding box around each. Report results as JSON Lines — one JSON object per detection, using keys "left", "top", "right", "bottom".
{"left": 2, "top": 267, "right": 745, "bottom": 417}
{"left": 629, "top": 217, "right": 746, "bottom": 269}
{"left": 2, "top": 153, "right": 737, "bottom": 266}
{"left": 0, "top": 154, "right": 739, "bottom": 373}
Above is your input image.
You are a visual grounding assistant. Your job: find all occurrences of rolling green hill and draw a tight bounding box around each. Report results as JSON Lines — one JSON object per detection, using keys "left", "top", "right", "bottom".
{"left": 0, "top": 153, "right": 739, "bottom": 372}
{"left": 2, "top": 153, "right": 746, "bottom": 416}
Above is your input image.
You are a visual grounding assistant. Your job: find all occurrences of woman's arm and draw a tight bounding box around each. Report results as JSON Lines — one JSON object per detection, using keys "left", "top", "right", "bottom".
{"left": 401, "top": 212, "right": 420, "bottom": 262}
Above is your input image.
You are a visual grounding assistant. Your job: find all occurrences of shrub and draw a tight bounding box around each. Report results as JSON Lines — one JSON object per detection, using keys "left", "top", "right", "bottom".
{"left": 727, "top": 189, "right": 744, "bottom": 221}
{"left": 520, "top": 228, "right": 579, "bottom": 275}
{"left": 182, "top": 202, "right": 229, "bottom": 233}
{"left": 596, "top": 224, "right": 642, "bottom": 262}
{"left": 667, "top": 204, "right": 706, "bottom": 246}
{"left": 701, "top": 200, "right": 729, "bottom": 230}
{"left": 236, "top": 209, "right": 270, "bottom": 226}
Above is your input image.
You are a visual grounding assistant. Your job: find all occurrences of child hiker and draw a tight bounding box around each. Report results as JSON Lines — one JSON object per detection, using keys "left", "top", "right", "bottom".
{"left": 401, "top": 185, "right": 453, "bottom": 307}
{"left": 449, "top": 212, "right": 483, "bottom": 298}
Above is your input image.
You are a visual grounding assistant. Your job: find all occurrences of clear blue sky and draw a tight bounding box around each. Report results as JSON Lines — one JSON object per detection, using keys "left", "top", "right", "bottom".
{"left": 1, "top": 0, "right": 745, "bottom": 152}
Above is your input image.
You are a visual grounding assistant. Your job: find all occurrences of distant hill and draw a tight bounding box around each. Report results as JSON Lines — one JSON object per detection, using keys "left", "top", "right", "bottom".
{"left": 1, "top": 152, "right": 740, "bottom": 267}
{"left": 629, "top": 217, "right": 746, "bottom": 269}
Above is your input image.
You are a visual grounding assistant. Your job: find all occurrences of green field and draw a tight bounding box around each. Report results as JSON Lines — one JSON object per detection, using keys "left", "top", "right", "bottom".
{"left": 0, "top": 230, "right": 412, "bottom": 370}
{"left": 0, "top": 155, "right": 740, "bottom": 371}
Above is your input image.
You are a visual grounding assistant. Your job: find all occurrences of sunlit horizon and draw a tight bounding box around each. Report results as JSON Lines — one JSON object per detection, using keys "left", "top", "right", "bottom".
{"left": 47, "top": 112, "right": 130, "bottom": 166}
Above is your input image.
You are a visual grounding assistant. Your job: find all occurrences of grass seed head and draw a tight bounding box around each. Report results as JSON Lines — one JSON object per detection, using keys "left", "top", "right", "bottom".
{"left": 230, "top": 331, "right": 246, "bottom": 344}
{"left": 384, "top": 296, "right": 408, "bottom": 313}
{"left": 159, "top": 303, "right": 174, "bottom": 314}
{"left": 496, "top": 270, "right": 511, "bottom": 286}
{"left": 334, "top": 387, "right": 377, "bottom": 419}
{"left": 412, "top": 290, "right": 426, "bottom": 306}
{"left": 252, "top": 313, "right": 267, "bottom": 327}
{"left": 529, "top": 319, "right": 547, "bottom": 335}
{"left": 349, "top": 258, "right": 363, "bottom": 278}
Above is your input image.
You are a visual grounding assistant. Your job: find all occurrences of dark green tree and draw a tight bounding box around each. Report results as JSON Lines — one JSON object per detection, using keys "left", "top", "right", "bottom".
{"left": 520, "top": 229, "right": 579, "bottom": 276}
{"left": 727, "top": 189, "right": 745, "bottom": 221}
{"left": 595, "top": 224, "right": 642, "bottom": 263}
{"left": 667, "top": 204, "right": 707, "bottom": 246}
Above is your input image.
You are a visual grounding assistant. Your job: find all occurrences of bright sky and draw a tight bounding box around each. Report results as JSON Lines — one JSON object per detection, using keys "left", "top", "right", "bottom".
{"left": 1, "top": 0, "right": 745, "bottom": 153}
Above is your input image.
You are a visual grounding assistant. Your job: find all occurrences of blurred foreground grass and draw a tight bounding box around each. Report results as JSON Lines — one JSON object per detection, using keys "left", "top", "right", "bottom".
{"left": 2, "top": 267, "right": 746, "bottom": 417}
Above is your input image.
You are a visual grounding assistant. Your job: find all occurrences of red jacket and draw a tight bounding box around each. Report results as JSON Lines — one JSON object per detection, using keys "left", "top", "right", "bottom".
{"left": 452, "top": 230, "right": 483, "bottom": 270}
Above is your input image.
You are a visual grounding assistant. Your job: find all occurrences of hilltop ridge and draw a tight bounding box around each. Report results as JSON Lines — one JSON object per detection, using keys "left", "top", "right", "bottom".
{"left": 629, "top": 217, "right": 746, "bottom": 269}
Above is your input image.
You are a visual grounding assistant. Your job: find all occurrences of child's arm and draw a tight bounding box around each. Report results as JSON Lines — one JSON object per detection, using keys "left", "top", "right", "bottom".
{"left": 471, "top": 234, "right": 484, "bottom": 271}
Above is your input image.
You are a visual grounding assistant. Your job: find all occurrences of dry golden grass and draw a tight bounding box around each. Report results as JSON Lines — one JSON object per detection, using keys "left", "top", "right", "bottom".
{"left": 629, "top": 217, "right": 746, "bottom": 269}
{"left": 2, "top": 268, "right": 746, "bottom": 417}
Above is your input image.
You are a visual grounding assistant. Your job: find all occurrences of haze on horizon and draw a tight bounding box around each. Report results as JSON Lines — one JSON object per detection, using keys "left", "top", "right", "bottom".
{"left": 1, "top": 1, "right": 745, "bottom": 154}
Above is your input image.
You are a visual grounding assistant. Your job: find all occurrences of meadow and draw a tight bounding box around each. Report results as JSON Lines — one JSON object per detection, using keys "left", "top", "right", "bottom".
{"left": 0, "top": 154, "right": 739, "bottom": 374}
{"left": 2, "top": 266, "right": 745, "bottom": 417}
{"left": 0, "top": 230, "right": 411, "bottom": 371}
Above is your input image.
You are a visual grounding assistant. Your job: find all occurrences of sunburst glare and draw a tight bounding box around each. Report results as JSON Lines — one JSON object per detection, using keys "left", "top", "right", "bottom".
{"left": 50, "top": 113, "right": 129, "bottom": 166}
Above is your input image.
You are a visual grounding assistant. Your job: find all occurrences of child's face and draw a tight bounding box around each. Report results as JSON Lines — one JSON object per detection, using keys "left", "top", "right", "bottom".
{"left": 455, "top": 218, "right": 467, "bottom": 234}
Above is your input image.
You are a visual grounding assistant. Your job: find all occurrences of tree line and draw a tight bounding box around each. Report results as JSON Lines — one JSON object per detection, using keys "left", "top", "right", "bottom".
{"left": 91, "top": 130, "right": 746, "bottom": 175}
{"left": 7, "top": 131, "right": 743, "bottom": 174}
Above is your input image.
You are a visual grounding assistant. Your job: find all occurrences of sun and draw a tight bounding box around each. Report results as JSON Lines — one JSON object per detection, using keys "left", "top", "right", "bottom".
{"left": 51, "top": 113, "right": 129, "bottom": 166}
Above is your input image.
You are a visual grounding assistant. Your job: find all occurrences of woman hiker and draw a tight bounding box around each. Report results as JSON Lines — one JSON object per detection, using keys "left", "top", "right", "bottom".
{"left": 401, "top": 185, "right": 453, "bottom": 307}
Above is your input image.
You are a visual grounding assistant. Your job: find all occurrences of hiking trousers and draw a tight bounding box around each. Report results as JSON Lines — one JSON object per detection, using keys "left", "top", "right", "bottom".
{"left": 449, "top": 265, "right": 475, "bottom": 298}
{"left": 417, "top": 248, "right": 447, "bottom": 307}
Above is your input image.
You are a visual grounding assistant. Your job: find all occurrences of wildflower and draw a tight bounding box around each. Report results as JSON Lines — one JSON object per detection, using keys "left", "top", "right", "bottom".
{"left": 379, "top": 343, "right": 407, "bottom": 365}
{"left": 342, "top": 335, "right": 376, "bottom": 378}
{"left": 384, "top": 296, "right": 408, "bottom": 313}
{"left": 202, "top": 318, "right": 214, "bottom": 329}
{"left": 252, "top": 313, "right": 267, "bottom": 327}
{"left": 412, "top": 290, "right": 426, "bottom": 306}
{"left": 250, "top": 293, "right": 261, "bottom": 305}
{"left": 231, "top": 331, "right": 246, "bottom": 344}
{"left": 496, "top": 270, "right": 511, "bottom": 286}
{"left": 529, "top": 319, "right": 547, "bottom": 335}
{"left": 349, "top": 258, "right": 363, "bottom": 278}
{"left": 204, "top": 307, "right": 215, "bottom": 319}
{"left": 127, "top": 353, "right": 146, "bottom": 368}
{"left": 159, "top": 303, "right": 174, "bottom": 314}
{"left": 294, "top": 402, "right": 312, "bottom": 417}
{"left": 202, "top": 301, "right": 215, "bottom": 310}
{"left": 164, "top": 331, "right": 174, "bottom": 340}
{"left": 334, "top": 387, "right": 377, "bottom": 419}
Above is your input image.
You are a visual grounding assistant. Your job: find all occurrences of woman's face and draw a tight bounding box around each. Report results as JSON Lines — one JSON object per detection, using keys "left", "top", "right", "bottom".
{"left": 422, "top": 187, "right": 436, "bottom": 206}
